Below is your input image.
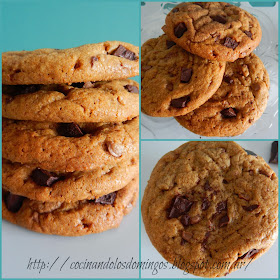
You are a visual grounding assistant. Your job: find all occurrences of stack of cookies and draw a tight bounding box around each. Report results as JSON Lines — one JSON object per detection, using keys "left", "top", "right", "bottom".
{"left": 2, "top": 41, "right": 139, "bottom": 236}
{"left": 141, "top": 2, "right": 269, "bottom": 137}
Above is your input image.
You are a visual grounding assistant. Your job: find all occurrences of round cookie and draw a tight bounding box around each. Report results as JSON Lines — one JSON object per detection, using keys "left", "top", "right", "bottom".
{"left": 142, "top": 141, "right": 278, "bottom": 277}
{"left": 163, "top": 2, "right": 262, "bottom": 62}
{"left": 2, "top": 156, "right": 138, "bottom": 202}
{"left": 2, "top": 117, "right": 139, "bottom": 172}
{"left": 141, "top": 35, "right": 226, "bottom": 117}
{"left": 2, "top": 41, "right": 139, "bottom": 85}
{"left": 2, "top": 79, "right": 139, "bottom": 123}
{"left": 3, "top": 177, "right": 139, "bottom": 236}
{"left": 175, "top": 53, "right": 269, "bottom": 137}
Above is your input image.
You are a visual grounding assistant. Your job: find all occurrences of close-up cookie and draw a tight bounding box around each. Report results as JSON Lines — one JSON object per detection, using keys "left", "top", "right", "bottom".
{"left": 2, "top": 41, "right": 139, "bottom": 85}
{"left": 2, "top": 156, "right": 138, "bottom": 202}
{"left": 175, "top": 53, "right": 269, "bottom": 137}
{"left": 3, "top": 177, "right": 138, "bottom": 236}
{"left": 141, "top": 34, "right": 226, "bottom": 117}
{"left": 2, "top": 79, "right": 139, "bottom": 123}
{"left": 163, "top": 2, "right": 262, "bottom": 62}
{"left": 142, "top": 141, "right": 278, "bottom": 277}
{"left": 2, "top": 117, "right": 139, "bottom": 172}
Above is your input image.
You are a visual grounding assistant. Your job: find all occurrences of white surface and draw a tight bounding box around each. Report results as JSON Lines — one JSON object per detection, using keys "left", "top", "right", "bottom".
{"left": 2, "top": 202, "right": 139, "bottom": 278}
{"left": 141, "top": 2, "right": 279, "bottom": 139}
{"left": 141, "top": 141, "right": 278, "bottom": 278}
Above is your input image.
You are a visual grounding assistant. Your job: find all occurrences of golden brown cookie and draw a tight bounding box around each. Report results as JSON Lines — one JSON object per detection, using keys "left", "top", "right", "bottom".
{"left": 141, "top": 34, "right": 225, "bottom": 117}
{"left": 163, "top": 2, "right": 262, "bottom": 62}
{"left": 2, "top": 41, "right": 139, "bottom": 85}
{"left": 142, "top": 141, "right": 278, "bottom": 277}
{"left": 175, "top": 53, "right": 269, "bottom": 137}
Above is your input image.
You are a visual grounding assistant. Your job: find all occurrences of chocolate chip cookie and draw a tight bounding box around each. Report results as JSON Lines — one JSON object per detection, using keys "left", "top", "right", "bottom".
{"left": 175, "top": 53, "right": 269, "bottom": 137}
{"left": 3, "top": 177, "right": 138, "bottom": 236}
{"left": 2, "top": 156, "right": 138, "bottom": 202}
{"left": 2, "top": 41, "right": 139, "bottom": 85}
{"left": 3, "top": 79, "right": 139, "bottom": 122}
{"left": 141, "top": 34, "right": 225, "bottom": 117}
{"left": 2, "top": 117, "right": 139, "bottom": 172}
{"left": 142, "top": 141, "right": 278, "bottom": 277}
{"left": 163, "top": 2, "right": 262, "bottom": 62}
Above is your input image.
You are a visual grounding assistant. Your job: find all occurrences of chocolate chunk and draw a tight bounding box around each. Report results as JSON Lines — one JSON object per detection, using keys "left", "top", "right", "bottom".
{"left": 223, "top": 37, "right": 238, "bottom": 50}
{"left": 202, "top": 231, "right": 210, "bottom": 248}
{"left": 168, "top": 195, "right": 193, "bottom": 219}
{"left": 211, "top": 15, "right": 227, "bottom": 24}
{"left": 166, "top": 40, "right": 176, "bottom": 49}
{"left": 239, "top": 249, "right": 259, "bottom": 259}
{"left": 269, "top": 141, "right": 278, "bottom": 164}
{"left": 172, "top": 8, "right": 179, "bottom": 13}
{"left": 245, "top": 149, "right": 257, "bottom": 156}
{"left": 31, "top": 168, "right": 60, "bottom": 186}
{"left": 202, "top": 198, "right": 210, "bottom": 210}
{"left": 71, "top": 82, "right": 84, "bottom": 88}
{"left": 95, "top": 192, "right": 117, "bottom": 205}
{"left": 223, "top": 75, "right": 234, "bottom": 84}
{"left": 124, "top": 84, "right": 139, "bottom": 93}
{"left": 182, "top": 231, "right": 192, "bottom": 242}
{"left": 112, "top": 45, "right": 137, "bottom": 61}
{"left": 180, "top": 214, "right": 190, "bottom": 226}
{"left": 170, "top": 95, "right": 190, "bottom": 108}
{"left": 4, "top": 192, "right": 25, "bottom": 213}
{"left": 190, "top": 215, "right": 201, "bottom": 225}
{"left": 221, "top": 107, "right": 237, "bottom": 118}
{"left": 216, "top": 201, "right": 227, "bottom": 213}
{"left": 204, "top": 181, "right": 213, "bottom": 191}
{"left": 219, "top": 214, "right": 229, "bottom": 227}
{"left": 244, "top": 30, "right": 252, "bottom": 39}
{"left": 57, "top": 123, "right": 84, "bottom": 137}
{"left": 166, "top": 82, "right": 174, "bottom": 91}
{"left": 223, "top": 179, "right": 228, "bottom": 184}
{"left": 180, "top": 68, "right": 192, "bottom": 83}
{"left": 90, "top": 56, "right": 98, "bottom": 67}
{"left": 242, "top": 204, "right": 259, "bottom": 211}
{"left": 174, "top": 22, "right": 187, "bottom": 38}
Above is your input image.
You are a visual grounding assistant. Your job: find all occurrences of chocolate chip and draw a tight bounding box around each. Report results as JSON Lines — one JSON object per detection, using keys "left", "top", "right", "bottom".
{"left": 202, "top": 231, "right": 210, "bottom": 248}
{"left": 166, "top": 40, "right": 176, "bottom": 49}
{"left": 239, "top": 249, "right": 259, "bottom": 259}
{"left": 221, "top": 107, "right": 237, "bottom": 118}
{"left": 223, "top": 37, "right": 238, "bottom": 50}
{"left": 95, "top": 192, "right": 117, "bottom": 205}
{"left": 223, "top": 75, "right": 234, "bottom": 84}
{"left": 181, "top": 231, "right": 192, "bottom": 242}
{"left": 166, "top": 82, "right": 174, "bottom": 91}
{"left": 244, "top": 30, "right": 252, "bottom": 38}
{"left": 211, "top": 15, "right": 227, "bottom": 24}
{"left": 170, "top": 95, "right": 190, "bottom": 108}
{"left": 190, "top": 215, "right": 201, "bottom": 225}
{"left": 180, "top": 68, "right": 192, "bottom": 83}
{"left": 31, "top": 168, "right": 60, "bottom": 186}
{"left": 180, "top": 214, "right": 190, "bottom": 226}
{"left": 223, "top": 179, "right": 228, "bottom": 184}
{"left": 174, "top": 22, "right": 187, "bottom": 38}
{"left": 202, "top": 198, "right": 210, "bottom": 210}
{"left": 242, "top": 204, "right": 259, "bottom": 211}
{"left": 57, "top": 123, "right": 84, "bottom": 137}
{"left": 219, "top": 214, "right": 229, "bottom": 227}
{"left": 168, "top": 195, "right": 193, "bottom": 219}
{"left": 245, "top": 150, "right": 257, "bottom": 156}
{"left": 71, "top": 82, "right": 84, "bottom": 88}
{"left": 112, "top": 45, "right": 137, "bottom": 61}
{"left": 172, "top": 8, "right": 179, "bottom": 13}
{"left": 4, "top": 192, "right": 25, "bottom": 213}
{"left": 216, "top": 201, "right": 227, "bottom": 213}
{"left": 204, "top": 181, "right": 213, "bottom": 191}
{"left": 251, "top": 83, "right": 261, "bottom": 91}
{"left": 90, "top": 56, "right": 98, "bottom": 67}
{"left": 269, "top": 141, "right": 278, "bottom": 164}
{"left": 124, "top": 84, "right": 139, "bottom": 93}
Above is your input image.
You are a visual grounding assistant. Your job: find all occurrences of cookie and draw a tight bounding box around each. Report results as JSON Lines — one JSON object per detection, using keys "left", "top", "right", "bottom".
{"left": 3, "top": 177, "right": 138, "bottom": 236}
{"left": 163, "top": 2, "right": 262, "bottom": 62}
{"left": 2, "top": 79, "right": 139, "bottom": 123}
{"left": 2, "top": 41, "right": 139, "bottom": 85}
{"left": 2, "top": 156, "right": 138, "bottom": 202}
{"left": 175, "top": 53, "right": 269, "bottom": 137}
{"left": 2, "top": 117, "right": 139, "bottom": 172}
{"left": 141, "top": 35, "right": 226, "bottom": 117}
{"left": 142, "top": 141, "right": 278, "bottom": 277}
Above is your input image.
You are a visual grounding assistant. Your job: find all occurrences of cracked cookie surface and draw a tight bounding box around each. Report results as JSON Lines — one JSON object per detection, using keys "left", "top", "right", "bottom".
{"left": 163, "top": 2, "right": 262, "bottom": 62}
{"left": 3, "top": 177, "right": 138, "bottom": 236}
{"left": 2, "top": 41, "right": 139, "bottom": 85}
{"left": 3, "top": 79, "right": 139, "bottom": 123}
{"left": 2, "top": 117, "right": 139, "bottom": 172}
{"left": 141, "top": 34, "right": 225, "bottom": 117}
{"left": 175, "top": 53, "right": 269, "bottom": 137}
{"left": 141, "top": 141, "right": 278, "bottom": 277}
